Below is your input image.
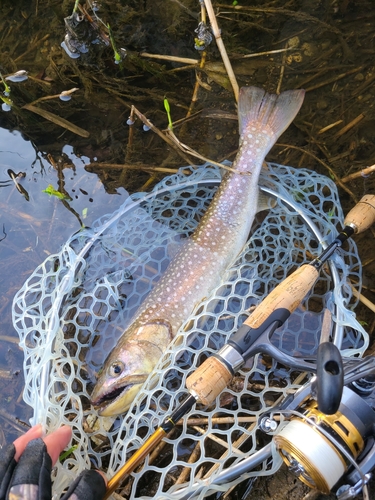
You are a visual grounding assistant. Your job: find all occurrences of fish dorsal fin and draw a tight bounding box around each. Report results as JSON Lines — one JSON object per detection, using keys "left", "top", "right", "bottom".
{"left": 238, "top": 87, "right": 305, "bottom": 139}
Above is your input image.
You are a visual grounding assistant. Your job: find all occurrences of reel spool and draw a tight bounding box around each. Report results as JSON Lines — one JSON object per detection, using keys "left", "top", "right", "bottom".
{"left": 273, "top": 386, "right": 375, "bottom": 493}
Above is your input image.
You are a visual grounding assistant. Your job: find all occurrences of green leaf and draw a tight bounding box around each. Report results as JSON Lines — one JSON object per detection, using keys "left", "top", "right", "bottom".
{"left": 163, "top": 97, "right": 173, "bottom": 130}
{"left": 42, "top": 184, "right": 70, "bottom": 200}
{"left": 59, "top": 444, "right": 78, "bottom": 463}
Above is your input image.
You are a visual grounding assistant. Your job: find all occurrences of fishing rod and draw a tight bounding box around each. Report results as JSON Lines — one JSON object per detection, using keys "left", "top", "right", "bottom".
{"left": 104, "top": 194, "right": 375, "bottom": 499}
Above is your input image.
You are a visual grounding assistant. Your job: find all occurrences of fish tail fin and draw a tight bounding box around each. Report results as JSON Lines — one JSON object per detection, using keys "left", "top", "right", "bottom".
{"left": 238, "top": 87, "right": 305, "bottom": 140}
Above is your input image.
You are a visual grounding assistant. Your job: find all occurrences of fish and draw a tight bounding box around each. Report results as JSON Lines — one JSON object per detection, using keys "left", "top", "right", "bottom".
{"left": 91, "top": 86, "right": 305, "bottom": 416}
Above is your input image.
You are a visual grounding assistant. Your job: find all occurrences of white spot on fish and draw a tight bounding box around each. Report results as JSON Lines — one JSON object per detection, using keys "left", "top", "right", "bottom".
{"left": 247, "top": 133, "right": 252, "bottom": 138}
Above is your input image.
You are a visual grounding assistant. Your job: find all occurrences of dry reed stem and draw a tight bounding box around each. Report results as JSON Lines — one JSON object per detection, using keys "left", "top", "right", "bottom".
{"left": 305, "top": 66, "right": 363, "bottom": 92}
{"left": 192, "top": 425, "right": 246, "bottom": 457}
{"left": 175, "top": 441, "right": 201, "bottom": 485}
{"left": 166, "top": 129, "right": 237, "bottom": 173}
{"left": 276, "top": 143, "right": 358, "bottom": 201}
{"left": 341, "top": 164, "right": 375, "bottom": 183}
{"left": 334, "top": 113, "right": 365, "bottom": 138}
{"left": 140, "top": 52, "right": 199, "bottom": 65}
{"left": 0, "top": 335, "right": 19, "bottom": 344}
{"left": 216, "top": 4, "right": 342, "bottom": 35}
{"left": 186, "top": 51, "right": 207, "bottom": 118}
{"left": 351, "top": 286, "right": 375, "bottom": 314}
{"left": 276, "top": 42, "right": 288, "bottom": 94}
{"left": 203, "top": 0, "right": 239, "bottom": 101}
{"left": 86, "top": 162, "right": 184, "bottom": 174}
{"left": 317, "top": 120, "right": 343, "bottom": 135}
{"left": 129, "top": 106, "right": 194, "bottom": 166}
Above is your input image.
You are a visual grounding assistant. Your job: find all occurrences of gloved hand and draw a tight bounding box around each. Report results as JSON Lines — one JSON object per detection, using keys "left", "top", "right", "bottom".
{"left": 0, "top": 424, "right": 107, "bottom": 500}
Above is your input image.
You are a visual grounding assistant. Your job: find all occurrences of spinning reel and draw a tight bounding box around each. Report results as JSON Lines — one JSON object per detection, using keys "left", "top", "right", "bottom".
{"left": 265, "top": 355, "right": 375, "bottom": 498}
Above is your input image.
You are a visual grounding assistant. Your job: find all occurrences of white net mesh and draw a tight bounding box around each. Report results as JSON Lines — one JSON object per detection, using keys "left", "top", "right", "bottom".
{"left": 12, "top": 163, "right": 368, "bottom": 499}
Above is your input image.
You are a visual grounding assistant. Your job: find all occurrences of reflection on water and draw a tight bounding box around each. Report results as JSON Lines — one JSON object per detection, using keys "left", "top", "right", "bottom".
{"left": 0, "top": 127, "right": 128, "bottom": 436}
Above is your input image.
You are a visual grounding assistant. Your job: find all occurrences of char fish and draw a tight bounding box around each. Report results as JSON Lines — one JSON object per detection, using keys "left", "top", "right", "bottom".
{"left": 91, "top": 86, "right": 305, "bottom": 416}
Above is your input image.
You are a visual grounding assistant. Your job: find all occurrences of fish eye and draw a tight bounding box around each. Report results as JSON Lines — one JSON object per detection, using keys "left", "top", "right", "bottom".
{"left": 109, "top": 361, "right": 124, "bottom": 377}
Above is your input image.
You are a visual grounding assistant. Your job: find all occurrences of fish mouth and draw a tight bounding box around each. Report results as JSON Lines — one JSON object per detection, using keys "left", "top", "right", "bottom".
{"left": 91, "top": 374, "right": 148, "bottom": 416}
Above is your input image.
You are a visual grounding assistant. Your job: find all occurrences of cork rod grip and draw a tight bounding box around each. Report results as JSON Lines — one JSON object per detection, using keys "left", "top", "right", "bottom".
{"left": 243, "top": 264, "right": 319, "bottom": 330}
{"left": 344, "top": 194, "right": 375, "bottom": 233}
{"left": 186, "top": 356, "right": 232, "bottom": 405}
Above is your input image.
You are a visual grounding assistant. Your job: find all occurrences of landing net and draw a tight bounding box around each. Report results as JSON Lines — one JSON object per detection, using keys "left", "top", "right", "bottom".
{"left": 13, "top": 163, "right": 367, "bottom": 499}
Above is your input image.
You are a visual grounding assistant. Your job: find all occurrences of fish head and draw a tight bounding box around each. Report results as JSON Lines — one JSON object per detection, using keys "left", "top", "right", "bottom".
{"left": 91, "top": 320, "right": 172, "bottom": 416}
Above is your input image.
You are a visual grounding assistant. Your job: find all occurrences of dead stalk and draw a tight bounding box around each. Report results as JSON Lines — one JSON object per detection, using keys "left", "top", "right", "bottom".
{"left": 276, "top": 143, "right": 358, "bottom": 201}
{"left": 203, "top": 0, "right": 239, "bottom": 101}
{"left": 341, "top": 164, "right": 375, "bottom": 183}
{"left": 334, "top": 113, "right": 365, "bottom": 138}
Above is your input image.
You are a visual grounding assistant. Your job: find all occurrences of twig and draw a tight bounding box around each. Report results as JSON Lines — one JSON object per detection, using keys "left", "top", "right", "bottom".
{"left": 242, "top": 47, "right": 295, "bottom": 58}
{"left": 140, "top": 52, "right": 199, "bottom": 65}
{"left": 186, "top": 2, "right": 208, "bottom": 118}
{"left": 305, "top": 66, "right": 363, "bottom": 92}
{"left": 175, "top": 441, "right": 201, "bottom": 485}
{"left": 22, "top": 103, "right": 90, "bottom": 138}
{"left": 14, "top": 34, "right": 50, "bottom": 62}
{"left": 334, "top": 113, "right": 365, "bottom": 138}
{"left": 166, "top": 129, "right": 237, "bottom": 173}
{"left": 275, "top": 143, "right": 358, "bottom": 201}
{"left": 203, "top": 0, "right": 239, "bottom": 101}
{"left": 276, "top": 42, "right": 288, "bottom": 94}
{"left": 129, "top": 105, "right": 196, "bottom": 166}
{"left": 192, "top": 425, "right": 246, "bottom": 457}
{"left": 177, "top": 415, "right": 281, "bottom": 426}
{"left": 187, "top": 52, "right": 207, "bottom": 115}
{"left": 0, "top": 335, "right": 19, "bottom": 344}
{"left": 86, "top": 162, "right": 184, "bottom": 175}
{"left": 317, "top": 120, "right": 343, "bottom": 135}
{"left": 351, "top": 286, "right": 375, "bottom": 314}
{"left": 216, "top": 4, "right": 343, "bottom": 36}
{"left": 341, "top": 164, "right": 375, "bottom": 183}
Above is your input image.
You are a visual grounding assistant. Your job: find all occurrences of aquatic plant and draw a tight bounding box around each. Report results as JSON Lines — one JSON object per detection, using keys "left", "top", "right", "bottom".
{"left": 42, "top": 185, "right": 70, "bottom": 200}
{"left": 163, "top": 97, "right": 173, "bottom": 130}
{"left": 107, "top": 23, "right": 126, "bottom": 65}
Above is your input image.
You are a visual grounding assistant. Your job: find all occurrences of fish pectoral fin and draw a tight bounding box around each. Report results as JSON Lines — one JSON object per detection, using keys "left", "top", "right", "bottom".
{"left": 256, "top": 191, "right": 276, "bottom": 213}
{"left": 136, "top": 319, "right": 173, "bottom": 345}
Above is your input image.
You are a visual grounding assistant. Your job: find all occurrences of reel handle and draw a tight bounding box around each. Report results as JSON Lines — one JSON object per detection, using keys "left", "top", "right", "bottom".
{"left": 316, "top": 342, "right": 344, "bottom": 415}
{"left": 344, "top": 194, "right": 375, "bottom": 233}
